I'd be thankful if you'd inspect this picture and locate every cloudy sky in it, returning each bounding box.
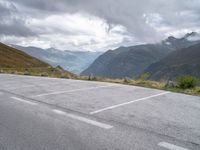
[0,0,200,51]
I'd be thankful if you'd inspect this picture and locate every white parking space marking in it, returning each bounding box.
[53,109,113,129]
[158,142,190,150]
[53,109,67,115]
[32,85,115,97]
[11,97,38,105]
[90,92,170,114]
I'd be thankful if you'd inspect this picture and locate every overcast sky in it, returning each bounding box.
[0,0,200,51]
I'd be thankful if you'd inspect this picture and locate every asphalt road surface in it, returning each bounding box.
[0,74,200,150]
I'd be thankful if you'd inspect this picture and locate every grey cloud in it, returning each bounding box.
[0,20,36,37]
[9,0,200,40]
[1,0,200,50]
[0,1,35,37]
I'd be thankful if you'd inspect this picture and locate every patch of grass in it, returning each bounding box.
[165,86,200,96]
[79,75,200,96]
[1,67,77,79]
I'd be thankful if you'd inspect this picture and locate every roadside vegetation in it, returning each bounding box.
[0,66,77,79]
[0,69,199,96]
[79,74,200,96]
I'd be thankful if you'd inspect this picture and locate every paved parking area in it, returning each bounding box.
[0,74,200,150]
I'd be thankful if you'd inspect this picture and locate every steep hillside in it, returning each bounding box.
[0,42,50,68]
[144,43,200,81]
[0,42,76,78]
[81,32,200,79]
[12,45,102,74]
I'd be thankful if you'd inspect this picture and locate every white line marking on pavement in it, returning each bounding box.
[158,142,190,150]
[32,85,115,97]
[90,92,170,114]
[53,109,113,129]
[11,97,37,105]
[53,109,67,115]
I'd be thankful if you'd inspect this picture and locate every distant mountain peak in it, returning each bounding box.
[164,36,177,43]
[184,32,200,41]
[164,32,200,43]
[162,32,200,48]
[184,32,198,38]
[167,36,177,40]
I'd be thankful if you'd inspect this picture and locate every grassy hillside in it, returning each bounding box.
[0,42,50,68]
[0,42,76,78]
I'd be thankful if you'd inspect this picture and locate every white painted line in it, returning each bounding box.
[90,92,170,114]
[158,142,190,150]
[53,109,67,115]
[53,109,113,129]
[32,85,115,97]
[11,97,37,105]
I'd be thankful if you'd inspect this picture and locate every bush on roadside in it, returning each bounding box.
[139,73,150,81]
[177,75,199,89]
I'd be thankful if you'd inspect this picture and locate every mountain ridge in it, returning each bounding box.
[81,32,200,79]
[143,42,200,80]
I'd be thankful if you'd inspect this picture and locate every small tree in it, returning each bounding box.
[177,75,199,89]
[139,73,150,81]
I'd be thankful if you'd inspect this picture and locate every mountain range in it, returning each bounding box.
[81,32,200,80]
[4,32,200,81]
[12,45,102,74]
[144,42,200,80]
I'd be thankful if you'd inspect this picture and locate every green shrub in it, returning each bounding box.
[177,75,199,89]
[139,73,150,81]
